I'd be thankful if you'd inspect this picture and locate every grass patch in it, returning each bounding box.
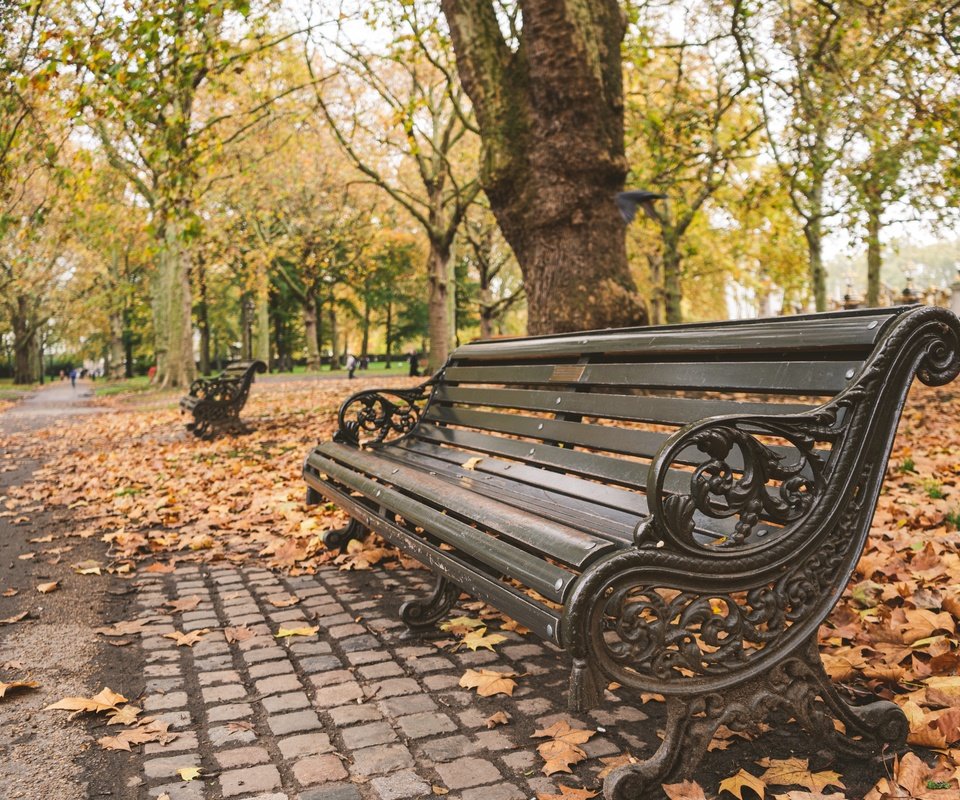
[94,376,154,396]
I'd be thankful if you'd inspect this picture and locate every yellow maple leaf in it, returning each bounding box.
[663,781,709,800]
[177,767,202,781]
[459,668,517,697]
[439,616,486,634]
[457,627,507,652]
[756,758,844,793]
[275,626,319,638]
[719,769,766,800]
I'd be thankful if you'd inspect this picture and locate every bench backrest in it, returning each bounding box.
[416,308,906,496]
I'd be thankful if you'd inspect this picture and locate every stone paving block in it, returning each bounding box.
[369,769,431,800]
[268,709,323,735]
[293,753,349,786]
[143,753,200,780]
[299,784,362,800]
[146,678,182,694]
[420,734,480,762]
[269,609,308,623]
[422,674,459,691]
[248,659,295,679]
[144,692,188,712]
[208,725,258,747]
[514,697,553,716]
[316,613,354,627]
[255,673,302,697]
[261,690,311,713]
[147,781,204,799]
[219,764,281,798]
[341,721,398,750]
[501,643,545,660]
[396,711,457,739]
[144,731,198,755]
[344,649,391,666]
[183,617,218,632]
[457,708,488,729]
[501,750,536,771]
[206,702,254,722]
[214,745,271,769]
[144,663,180,677]
[202,683,247,704]
[328,623,366,637]
[244,646,287,663]
[329,704,382,727]
[406,656,452,674]
[378,694,436,717]
[349,743,414,776]
[340,635,380,652]
[582,736,621,758]
[300,655,344,673]
[434,757,502,790]
[357,661,404,680]
[461,784,526,800]
[277,732,333,759]
[309,669,354,688]
[366,677,420,699]
[193,655,234,671]
[590,705,648,723]
[199,669,241,686]
[150,710,192,730]
[473,729,515,752]
[454,650,499,665]
[314,681,363,707]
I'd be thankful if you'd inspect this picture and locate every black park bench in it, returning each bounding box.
[179,360,266,439]
[302,306,960,797]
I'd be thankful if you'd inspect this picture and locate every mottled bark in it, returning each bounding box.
[154,215,196,388]
[254,281,270,365]
[866,201,882,307]
[662,238,682,324]
[303,295,321,371]
[108,310,126,379]
[442,0,645,334]
[427,242,452,371]
[804,216,826,312]
[12,297,37,384]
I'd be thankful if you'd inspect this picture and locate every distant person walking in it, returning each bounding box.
[346,353,357,379]
[408,351,420,377]
[69,368,77,389]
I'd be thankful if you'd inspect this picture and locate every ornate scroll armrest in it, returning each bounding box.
[189,377,215,398]
[332,384,431,447]
[643,409,841,555]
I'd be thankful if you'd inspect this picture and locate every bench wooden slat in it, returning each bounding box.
[303,473,562,642]
[310,446,601,588]
[433,385,819,425]
[452,308,902,362]
[442,359,861,395]
[385,442,642,544]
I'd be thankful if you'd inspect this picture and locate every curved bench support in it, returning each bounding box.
[322,518,367,552]
[399,576,460,632]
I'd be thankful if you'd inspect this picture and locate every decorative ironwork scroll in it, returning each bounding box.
[333,386,429,447]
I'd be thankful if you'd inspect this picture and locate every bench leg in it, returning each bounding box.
[305,487,324,506]
[399,576,459,633]
[322,518,367,552]
[601,636,908,799]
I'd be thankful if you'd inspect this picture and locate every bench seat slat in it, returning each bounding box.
[433,385,818,425]
[311,444,610,582]
[443,360,860,395]
[384,443,641,544]
[303,474,562,642]
[452,309,901,361]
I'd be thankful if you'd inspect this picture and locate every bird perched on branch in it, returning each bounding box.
[616,190,666,224]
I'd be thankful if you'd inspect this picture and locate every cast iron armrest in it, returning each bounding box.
[332,381,434,447]
[639,408,841,554]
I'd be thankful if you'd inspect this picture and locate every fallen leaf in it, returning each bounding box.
[461,457,483,470]
[432,787,449,796]
[266,594,300,608]
[664,781,709,800]
[0,679,39,699]
[144,562,176,574]
[72,560,101,575]
[532,721,596,776]
[597,753,638,779]
[37,581,59,594]
[456,627,507,652]
[163,629,209,647]
[439,616,486,635]
[18,552,35,560]
[719,769,766,800]
[177,767,202,782]
[756,758,845,793]
[0,611,28,625]
[164,596,201,614]
[226,720,255,732]
[46,687,128,718]
[485,711,511,728]
[224,626,255,643]
[2,588,18,597]
[773,793,848,800]
[106,705,142,725]
[536,787,598,800]
[459,668,518,697]
[275,626,318,638]
[95,619,155,637]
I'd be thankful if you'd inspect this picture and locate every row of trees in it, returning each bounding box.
[2,0,958,384]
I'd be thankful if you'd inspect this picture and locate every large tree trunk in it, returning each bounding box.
[108,310,126,379]
[804,217,826,312]
[329,303,339,371]
[865,201,882,307]
[662,232,683,324]
[254,279,270,365]
[303,294,321,371]
[12,298,37,385]
[384,300,392,369]
[443,0,646,335]
[154,215,196,388]
[427,241,452,371]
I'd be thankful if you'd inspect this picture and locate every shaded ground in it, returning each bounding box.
[0,376,957,800]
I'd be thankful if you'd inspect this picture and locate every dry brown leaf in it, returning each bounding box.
[455,627,507,652]
[164,596,201,614]
[2,588,18,597]
[275,626,318,638]
[0,611,29,625]
[106,705,142,725]
[439,616,486,635]
[163,629,209,647]
[95,619,155,637]
[756,758,845,793]
[36,581,59,594]
[663,781,709,800]
[597,754,638,780]
[461,457,483,470]
[72,560,101,575]
[227,720,255,732]
[485,711,511,728]
[459,668,518,697]
[432,787,449,796]
[536,786,598,800]
[532,721,596,776]
[719,769,766,800]
[143,562,176,573]
[224,626,255,643]
[266,593,300,608]
[0,679,39,699]
[45,687,127,718]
